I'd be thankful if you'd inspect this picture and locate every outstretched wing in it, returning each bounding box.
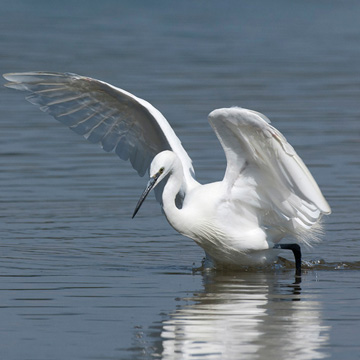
[3,72,198,200]
[208,107,331,240]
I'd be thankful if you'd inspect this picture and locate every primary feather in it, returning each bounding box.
[3,71,198,202]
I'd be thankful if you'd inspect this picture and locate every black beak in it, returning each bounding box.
[132,175,159,218]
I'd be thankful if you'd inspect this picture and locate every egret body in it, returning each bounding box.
[3,72,331,276]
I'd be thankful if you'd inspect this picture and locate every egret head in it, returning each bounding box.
[132,151,177,218]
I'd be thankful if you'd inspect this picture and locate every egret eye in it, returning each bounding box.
[159,167,165,174]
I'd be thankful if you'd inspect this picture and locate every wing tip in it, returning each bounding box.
[3,73,12,81]
[3,72,20,87]
[3,71,80,85]
[208,107,242,119]
[321,204,332,215]
[208,107,271,124]
[3,72,44,82]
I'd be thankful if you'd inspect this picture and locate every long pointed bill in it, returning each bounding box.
[132,176,158,218]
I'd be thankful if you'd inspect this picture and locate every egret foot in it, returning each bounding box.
[274,243,302,278]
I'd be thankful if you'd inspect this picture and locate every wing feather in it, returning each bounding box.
[208,107,331,240]
[3,71,198,194]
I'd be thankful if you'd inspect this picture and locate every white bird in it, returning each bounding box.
[3,72,331,277]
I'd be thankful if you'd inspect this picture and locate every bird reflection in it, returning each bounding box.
[157,272,329,360]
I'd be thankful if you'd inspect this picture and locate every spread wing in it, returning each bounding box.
[209,107,331,241]
[3,72,198,201]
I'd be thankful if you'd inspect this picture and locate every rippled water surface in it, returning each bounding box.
[1,1,360,359]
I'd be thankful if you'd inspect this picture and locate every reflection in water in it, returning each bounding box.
[157,272,330,360]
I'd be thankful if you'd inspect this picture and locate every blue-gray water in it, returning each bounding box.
[1,1,360,359]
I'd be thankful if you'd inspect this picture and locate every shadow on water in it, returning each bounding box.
[132,267,334,360]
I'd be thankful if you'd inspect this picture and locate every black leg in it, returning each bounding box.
[274,243,302,278]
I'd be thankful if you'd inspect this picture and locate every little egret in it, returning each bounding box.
[3,72,331,277]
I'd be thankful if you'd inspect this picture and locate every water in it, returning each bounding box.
[1,0,360,359]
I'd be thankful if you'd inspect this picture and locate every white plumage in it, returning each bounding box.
[3,72,331,272]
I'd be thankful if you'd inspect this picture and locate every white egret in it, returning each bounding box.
[3,72,331,277]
